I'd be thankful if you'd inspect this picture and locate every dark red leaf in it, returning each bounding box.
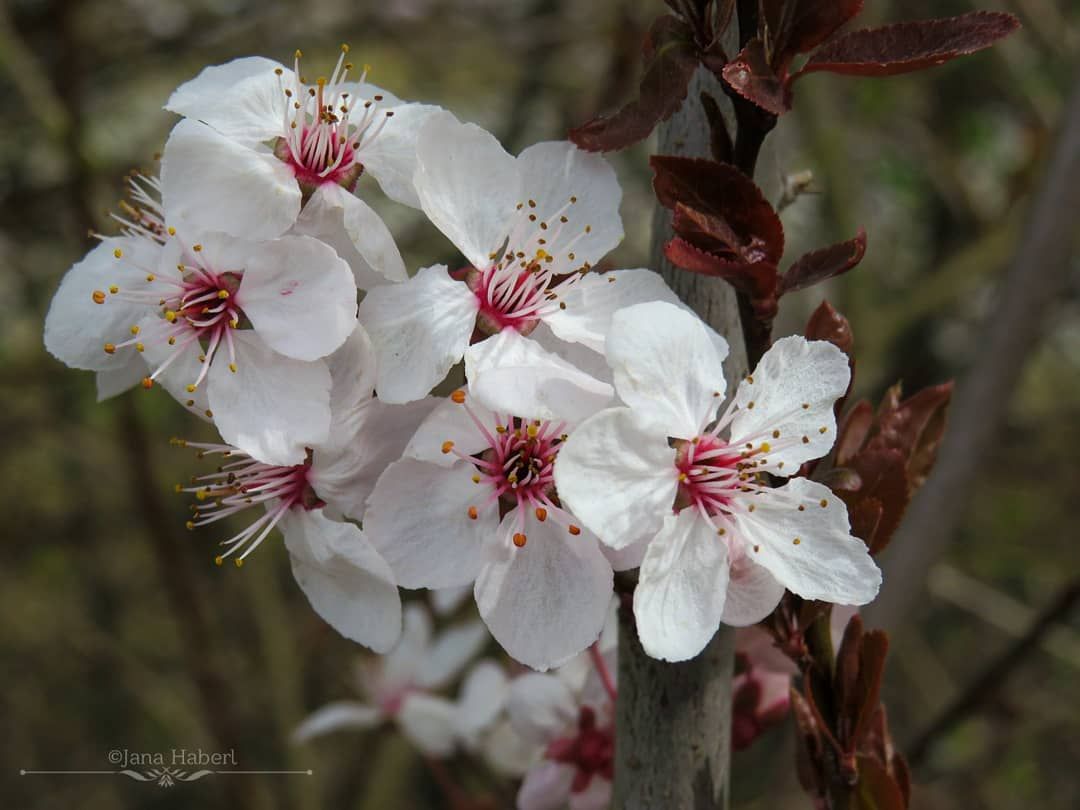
[797,12,1020,79]
[700,91,734,163]
[663,236,779,302]
[853,630,889,746]
[852,756,907,810]
[570,16,700,152]
[871,383,954,491]
[781,228,867,294]
[805,300,854,356]
[791,689,828,798]
[780,0,865,63]
[850,497,884,550]
[652,156,785,264]
[722,39,790,115]
[836,401,873,465]
[847,447,908,555]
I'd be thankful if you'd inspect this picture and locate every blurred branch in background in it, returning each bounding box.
[867,67,1080,632]
[906,577,1080,768]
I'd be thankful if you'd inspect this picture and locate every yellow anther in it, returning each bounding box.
[535,507,548,522]
[441,440,455,454]
[717,528,726,536]
[129,324,140,335]
[192,244,202,252]
[819,499,828,508]
[772,430,780,439]
[103,343,116,355]
[295,49,303,59]
[165,310,177,322]
[228,363,237,373]
[471,474,481,484]
[113,248,123,258]
[512,533,527,548]
[196,489,209,501]
[186,384,197,393]
[146,274,155,282]
[92,290,106,304]
[135,342,144,352]
[185,520,195,530]
[568,525,581,536]
[167,226,176,236]
[746,400,755,410]
[451,389,466,404]
[341,43,350,53]
[234,558,244,568]
[217,290,229,299]
[141,377,154,389]
[215,555,224,566]
[109,285,119,294]
[760,442,771,453]
[168,337,177,346]
[793,538,801,545]
[467,506,478,520]
[526,424,539,438]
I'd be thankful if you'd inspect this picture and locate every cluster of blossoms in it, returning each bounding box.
[44,47,881,679]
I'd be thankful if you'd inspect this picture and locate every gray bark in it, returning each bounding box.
[613,68,748,810]
[866,70,1080,631]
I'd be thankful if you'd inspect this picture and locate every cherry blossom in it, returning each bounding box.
[509,643,617,810]
[357,110,681,403]
[45,205,359,465]
[555,301,881,662]
[292,603,490,756]
[364,387,615,671]
[173,329,435,650]
[162,48,438,288]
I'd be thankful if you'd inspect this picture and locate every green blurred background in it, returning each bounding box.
[1,0,1077,807]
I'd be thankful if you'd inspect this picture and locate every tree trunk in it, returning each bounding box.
[613,67,748,810]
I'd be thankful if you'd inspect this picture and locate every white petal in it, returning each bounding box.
[569,777,613,810]
[165,57,287,145]
[137,316,212,419]
[528,322,614,384]
[95,355,147,401]
[405,393,494,467]
[397,693,458,757]
[324,324,377,416]
[730,336,850,474]
[507,672,577,744]
[293,183,406,289]
[207,332,331,465]
[357,102,442,208]
[414,111,520,268]
[481,718,541,776]
[517,761,576,810]
[161,119,301,241]
[357,264,479,403]
[238,234,357,361]
[281,509,402,653]
[543,268,681,353]
[734,477,881,604]
[513,141,622,272]
[380,603,434,693]
[44,236,162,372]
[475,509,613,672]
[454,660,509,744]
[721,552,785,626]
[634,510,729,662]
[607,301,728,439]
[416,619,490,690]
[465,330,614,424]
[554,408,677,551]
[312,397,439,522]
[291,701,380,743]
[601,535,649,572]
[364,459,493,589]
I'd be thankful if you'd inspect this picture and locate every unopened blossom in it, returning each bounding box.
[163,48,438,287]
[509,642,617,810]
[364,387,615,671]
[555,301,881,662]
[292,604,490,756]
[45,189,358,464]
[174,329,435,650]
[358,110,681,404]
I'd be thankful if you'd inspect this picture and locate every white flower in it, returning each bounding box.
[292,604,490,757]
[45,194,359,465]
[174,329,436,650]
[508,643,617,810]
[162,49,438,288]
[364,388,615,671]
[357,111,682,404]
[555,301,881,662]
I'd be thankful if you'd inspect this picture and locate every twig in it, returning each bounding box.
[906,577,1080,767]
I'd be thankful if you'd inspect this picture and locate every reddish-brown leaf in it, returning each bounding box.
[805,300,854,356]
[781,228,868,294]
[652,156,785,263]
[797,12,1020,79]
[570,15,700,152]
[849,496,883,551]
[664,237,779,301]
[780,0,865,63]
[836,400,873,465]
[849,448,908,555]
[852,755,907,810]
[791,689,828,797]
[722,39,790,115]
[853,630,889,746]
[872,383,954,491]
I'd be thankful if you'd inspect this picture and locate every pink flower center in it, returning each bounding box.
[96,242,246,405]
[443,390,582,548]
[545,706,614,793]
[674,434,749,517]
[174,440,323,566]
[272,47,393,193]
